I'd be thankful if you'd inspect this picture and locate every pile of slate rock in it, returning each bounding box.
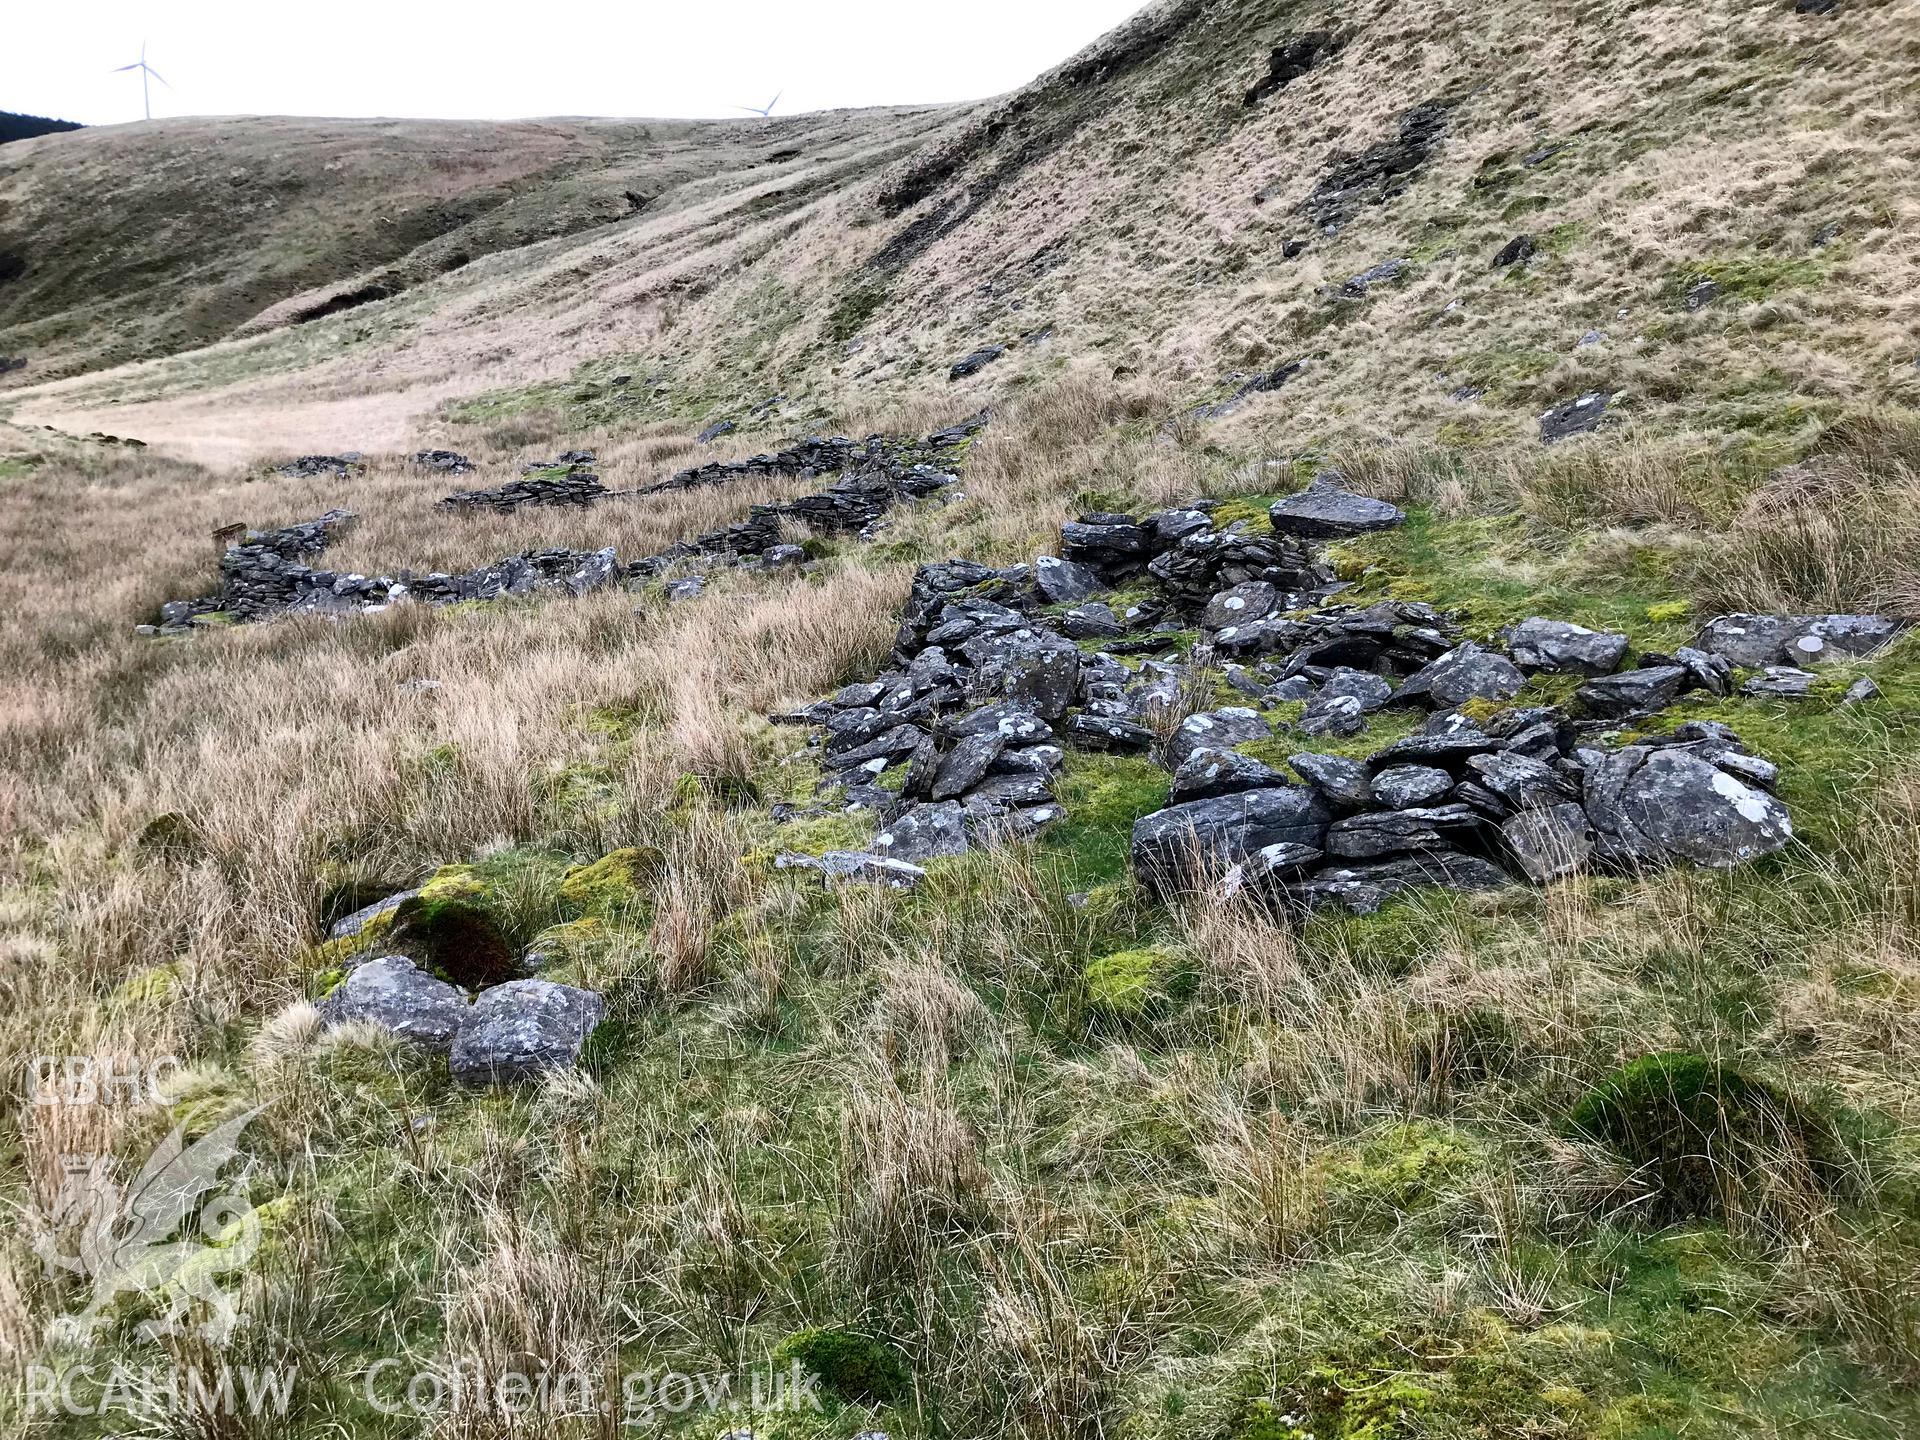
[276,454,363,479]
[440,470,609,513]
[144,422,985,632]
[143,503,625,631]
[413,449,475,475]
[769,485,1367,886]
[770,473,1902,911]
[626,424,977,578]
[520,450,597,472]
[644,420,980,499]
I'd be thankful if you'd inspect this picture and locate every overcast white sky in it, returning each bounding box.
[5,1,1149,126]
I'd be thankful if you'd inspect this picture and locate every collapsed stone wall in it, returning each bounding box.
[772,476,1900,911]
[145,421,982,632]
[439,471,609,513]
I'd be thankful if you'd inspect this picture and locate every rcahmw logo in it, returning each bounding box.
[22,1363,297,1418]
[25,1103,269,1347]
[29,1054,179,1107]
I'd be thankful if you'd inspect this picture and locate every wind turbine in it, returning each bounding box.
[731,91,782,118]
[112,41,170,121]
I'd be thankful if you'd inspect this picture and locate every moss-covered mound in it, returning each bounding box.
[773,1326,910,1406]
[389,869,518,990]
[558,845,662,913]
[1083,946,1192,1026]
[1571,1052,1844,1222]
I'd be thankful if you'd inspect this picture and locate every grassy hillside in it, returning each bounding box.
[4,0,1917,463]
[5,2,1920,1438]
[0,107,952,389]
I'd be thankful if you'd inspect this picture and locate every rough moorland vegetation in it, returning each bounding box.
[5,1,1920,1438]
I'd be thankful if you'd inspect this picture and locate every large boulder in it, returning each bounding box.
[1696,613,1901,668]
[1267,474,1407,539]
[1369,765,1454,810]
[1034,555,1100,605]
[1582,745,1793,869]
[319,956,469,1050]
[874,802,971,863]
[1575,666,1688,719]
[962,628,1081,719]
[1288,851,1511,914]
[1288,752,1374,808]
[1170,747,1288,803]
[1202,581,1279,630]
[949,345,1006,381]
[831,724,927,767]
[1061,602,1125,639]
[449,980,604,1086]
[1395,642,1525,710]
[948,703,1054,744]
[1539,392,1611,443]
[1067,713,1156,753]
[1368,728,1504,772]
[1325,804,1485,860]
[1501,804,1594,883]
[1131,787,1332,895]
[930,731,1005,799]
[1464,750,1579,810]
[1167,707,1271,768]
[1300,667,1395,737]
[1503,618,1630,676]
[959,774,1055,820]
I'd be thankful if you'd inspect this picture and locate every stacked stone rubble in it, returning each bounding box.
[772,473,1901,909]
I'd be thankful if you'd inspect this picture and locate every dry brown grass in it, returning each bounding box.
[5,3,1920,1421]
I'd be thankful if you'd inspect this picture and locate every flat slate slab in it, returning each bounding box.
[1267,475,1407,539]
[450,980,605,1086]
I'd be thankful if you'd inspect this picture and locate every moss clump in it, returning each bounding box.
[827,278,890,342]
[1207,496,1275,532]
[558,847,662,913]
[1233,1397,1311,1440]
[1046,754,1170,886]
[135,811,204,861]
[389,867,517,989]
[1302,1367,1440,1439]
[773,1326,910,1406]
[525,917,607,982]
[1084,947,1190,1024]
[1570,1052,1843,1221]
[1322,542,1370,582]
[111,964,181,1008]
[1671,255,1827,306]
[758,809,872,864]
[1330,1122,1484,1217]
[1237,1369,1441,1440]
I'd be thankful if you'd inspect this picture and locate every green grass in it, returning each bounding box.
[1672,253,1832,307]
[1044,752,1170,887]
